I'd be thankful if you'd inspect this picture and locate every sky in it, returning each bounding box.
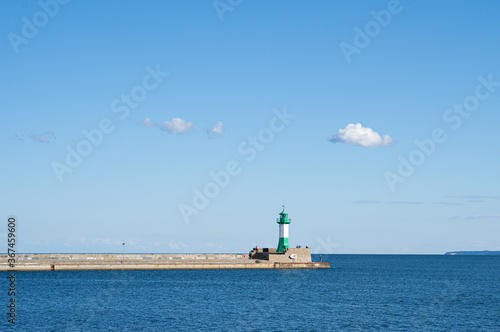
[1,0,499,254]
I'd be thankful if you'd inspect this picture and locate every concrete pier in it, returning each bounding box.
[0,253,330,271]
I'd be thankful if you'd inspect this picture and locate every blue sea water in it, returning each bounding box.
[1,255,499,331]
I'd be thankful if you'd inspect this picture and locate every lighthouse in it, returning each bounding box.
[276,205,291,252]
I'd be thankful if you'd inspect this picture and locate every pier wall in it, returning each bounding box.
[1,262,329,271]
[0,253,330,271]
[1,253,246,264]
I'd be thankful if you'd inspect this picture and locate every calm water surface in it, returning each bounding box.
[1,255,499,331]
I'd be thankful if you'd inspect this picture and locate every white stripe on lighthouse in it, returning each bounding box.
[279,224,289,239]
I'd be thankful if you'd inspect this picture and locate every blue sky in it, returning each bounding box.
[1,0,499,254]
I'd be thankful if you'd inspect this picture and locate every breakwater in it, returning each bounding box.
[0,253,329,271]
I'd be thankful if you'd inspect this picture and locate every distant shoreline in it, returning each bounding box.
[444,251,500,255]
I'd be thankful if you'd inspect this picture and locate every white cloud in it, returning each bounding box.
[206,120,224,138]
[162,118,195,134]
[328,123,393,148]
[167,241,187,249]
[21,131,57,144]
[142,117,158,128]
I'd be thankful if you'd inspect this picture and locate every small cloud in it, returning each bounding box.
[389,201,423,205]
[9,134,24,141]
[131,117,158,128]
[29,135,50,143]
[162,118,195,134]
[433,201,463,206]
[99,238,122,245]
[465,214,500,220]
[206,120,224,138]
[13,131,57,144]
[167,241,187,250]
[142,117,158,128]
[328,123,393,148]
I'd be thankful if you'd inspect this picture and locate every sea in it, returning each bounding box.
[2,254,499,331]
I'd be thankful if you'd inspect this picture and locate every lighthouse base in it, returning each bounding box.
[277,238,290,253]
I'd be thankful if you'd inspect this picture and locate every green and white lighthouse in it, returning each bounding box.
[276,205,291,252]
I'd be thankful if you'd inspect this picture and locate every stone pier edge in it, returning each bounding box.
[0,253,330,271]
